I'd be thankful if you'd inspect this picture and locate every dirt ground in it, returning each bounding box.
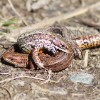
[0,0,100,100]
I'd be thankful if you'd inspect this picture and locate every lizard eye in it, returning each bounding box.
[62,44,65,47]
[62,44,65,48]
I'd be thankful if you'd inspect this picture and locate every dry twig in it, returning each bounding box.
[90,52,100,56]
[0,74,65,84]
[84,50,89,67]
[0,87,12,100]
[7,0,28,26]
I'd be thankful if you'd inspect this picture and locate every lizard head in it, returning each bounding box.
[52,38,70,53]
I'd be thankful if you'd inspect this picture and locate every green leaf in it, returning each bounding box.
[2,19,18,26]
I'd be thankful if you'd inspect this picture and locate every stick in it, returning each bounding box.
[84,50,89,67]
[8,0,28,26]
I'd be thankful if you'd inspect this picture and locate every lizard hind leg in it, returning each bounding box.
[32,48,45,70]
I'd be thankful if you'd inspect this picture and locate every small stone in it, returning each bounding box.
[70,72,94,84]
[26,0,51,11]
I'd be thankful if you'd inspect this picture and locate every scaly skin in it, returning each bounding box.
[2,27,100,71]
[2,45,29,68]
[17,29,71,69]
[2,28,74,71]
[50,25,100,49]
[74,34,100,49]
[2,45,73,71]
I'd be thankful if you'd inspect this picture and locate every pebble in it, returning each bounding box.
[70,72,94,84]
[26,0,51,11]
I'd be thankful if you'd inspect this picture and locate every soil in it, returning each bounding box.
[0,0,100,100]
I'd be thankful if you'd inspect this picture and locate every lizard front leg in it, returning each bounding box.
[32,47,45,69]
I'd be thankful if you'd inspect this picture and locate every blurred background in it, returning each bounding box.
[0,0,100,100]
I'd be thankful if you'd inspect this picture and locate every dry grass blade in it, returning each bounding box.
[0,87,12,100]
[7,0,28,26]
[90,52,100,55]
[84,50,89,67]
[0,75,65,84]
[0,76,45,84]
[79,18,100,30]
